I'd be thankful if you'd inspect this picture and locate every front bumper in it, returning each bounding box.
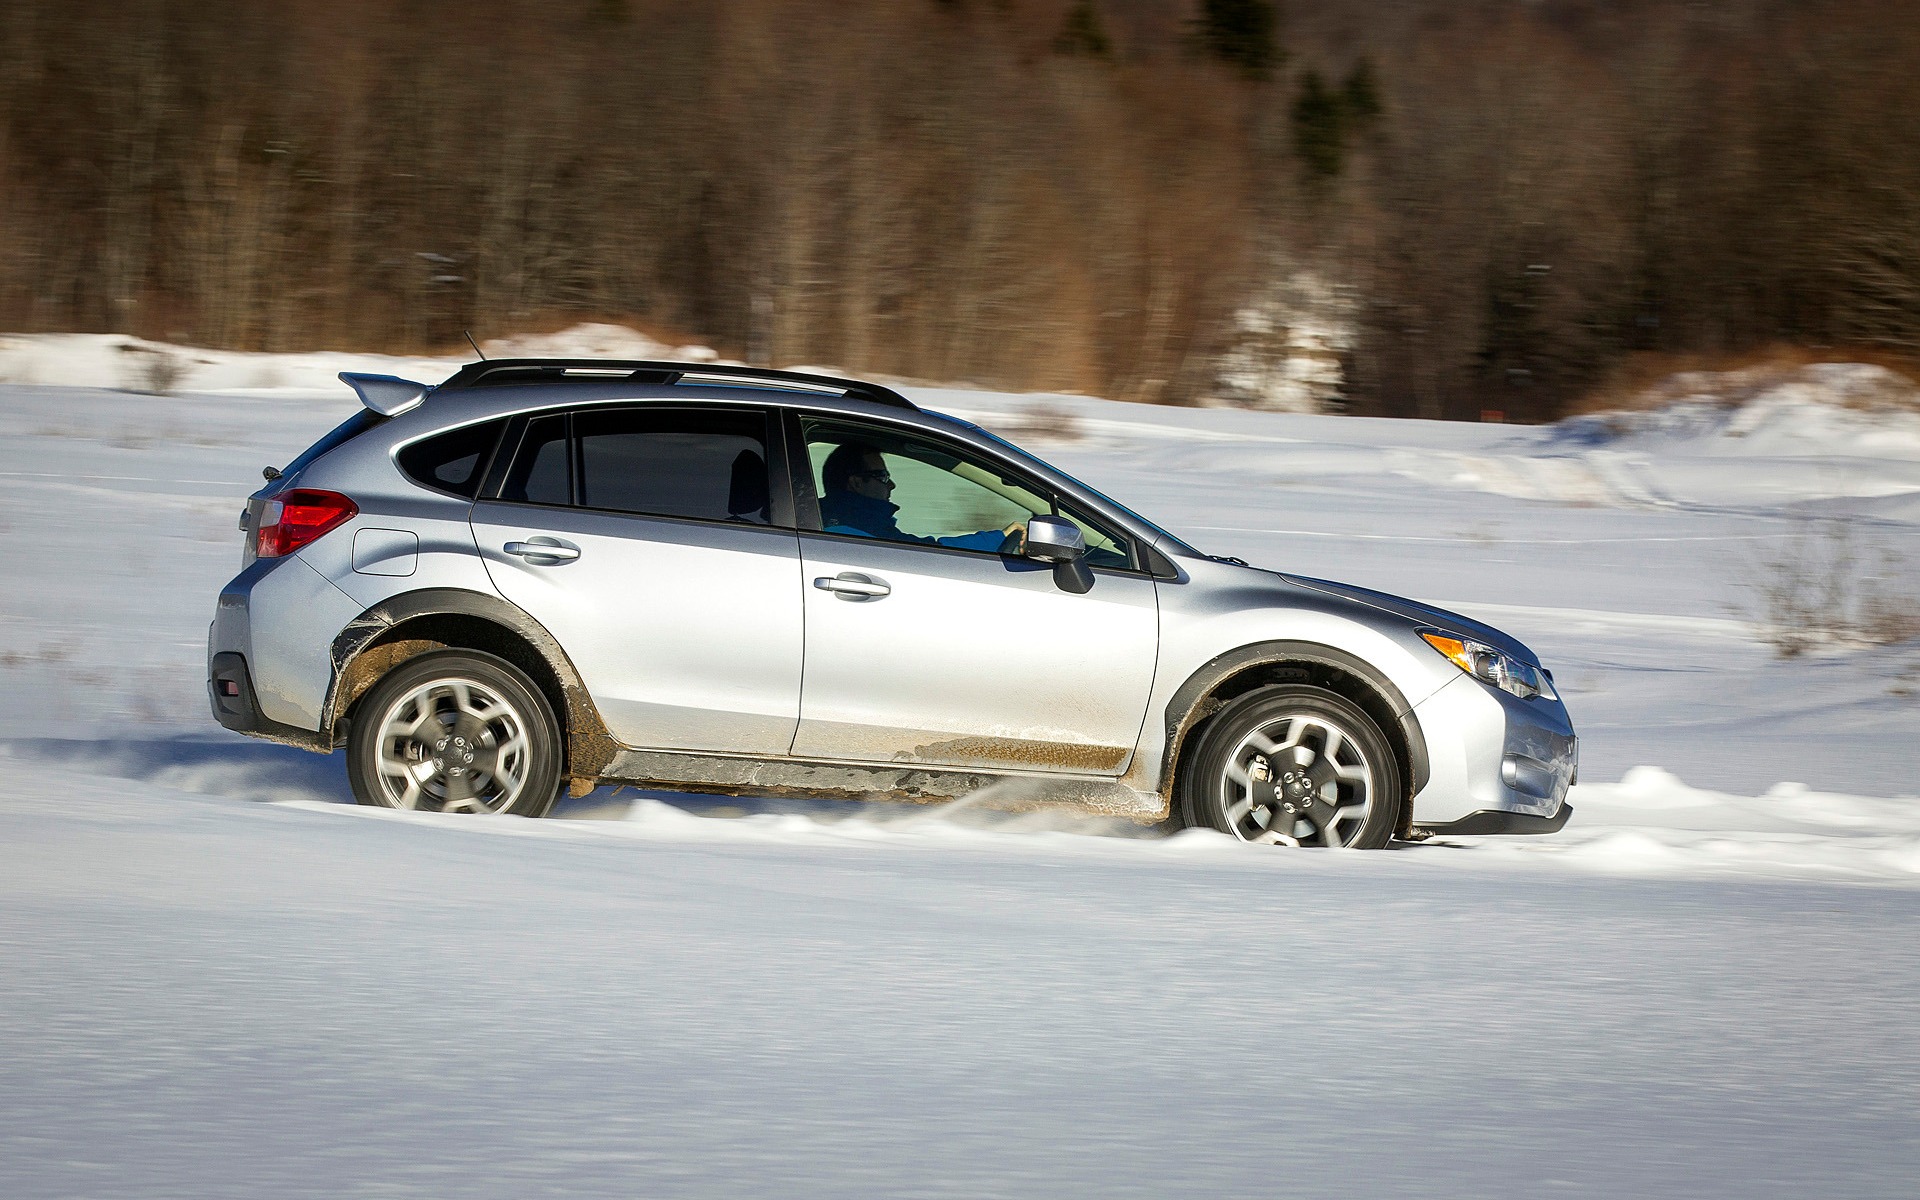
[1419,803,1573,837]
[1407,673,1578,830]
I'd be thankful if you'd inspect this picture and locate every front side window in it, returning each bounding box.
[496,408,773,524]
[800,417,1131,567]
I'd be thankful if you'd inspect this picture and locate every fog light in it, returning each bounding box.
[1501,756,1520,787]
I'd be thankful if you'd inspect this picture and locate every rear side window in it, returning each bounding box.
[397,419,507,498]
[574,409,772,524]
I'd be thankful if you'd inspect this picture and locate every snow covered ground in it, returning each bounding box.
[2,333,1918,1196]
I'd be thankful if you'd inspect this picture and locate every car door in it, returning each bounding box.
[789,413,1160,775]
[469,404,805,755]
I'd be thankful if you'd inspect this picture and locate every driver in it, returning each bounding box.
[819,442,1020,552]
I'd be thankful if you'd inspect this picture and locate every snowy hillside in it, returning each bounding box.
[2,335,1917,1197]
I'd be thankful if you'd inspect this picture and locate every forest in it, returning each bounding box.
[1,0,1916,419]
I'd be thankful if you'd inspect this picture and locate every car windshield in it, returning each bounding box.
[943,415,1200,556]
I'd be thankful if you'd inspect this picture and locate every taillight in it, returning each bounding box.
[255,489,358,558]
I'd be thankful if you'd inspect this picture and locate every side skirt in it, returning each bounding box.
[601,749,1164,821]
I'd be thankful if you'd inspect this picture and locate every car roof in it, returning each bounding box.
[407,364,967,441]
[433,359,919,411]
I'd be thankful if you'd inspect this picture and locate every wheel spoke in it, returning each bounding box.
[1318,804,1368,847]
[1243,730,1283,759]
[396,702,442,741]
[490,753,526,799]
[441,769,478,812]
[1319,725,1343,763]
[379,762,426,810]
[1224,795,1255,827]
[472,716,527,810]
[488,728,529,765]
[467,698,512,727]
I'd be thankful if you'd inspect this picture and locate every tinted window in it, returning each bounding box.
[576,409,772,523]
[397,419,507,498]
[501,415,570,505]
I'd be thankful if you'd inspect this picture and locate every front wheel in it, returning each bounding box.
[347,650,562,817]
[1180,685,1401,849]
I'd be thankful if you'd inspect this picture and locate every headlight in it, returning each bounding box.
[1420,630,1556,700]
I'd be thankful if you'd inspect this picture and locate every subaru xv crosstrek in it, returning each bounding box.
[208,359,1576,847]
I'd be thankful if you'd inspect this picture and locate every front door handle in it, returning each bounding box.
[813,571,890,600]
[504,538,580,563]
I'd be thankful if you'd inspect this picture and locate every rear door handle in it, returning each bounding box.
[813,571,890,600]
[504,538,580,563]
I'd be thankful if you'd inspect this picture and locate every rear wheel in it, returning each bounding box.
[347,650,561,817]
[1180,685,1400,849]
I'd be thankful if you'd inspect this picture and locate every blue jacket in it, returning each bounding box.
[820,491,1008,552]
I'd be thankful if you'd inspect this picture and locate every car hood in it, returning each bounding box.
[1279,573,1540,666]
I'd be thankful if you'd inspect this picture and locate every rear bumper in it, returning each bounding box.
[207,553,361,749]
[207,651,331,752]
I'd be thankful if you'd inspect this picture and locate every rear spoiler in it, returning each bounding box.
[339,372,430,417]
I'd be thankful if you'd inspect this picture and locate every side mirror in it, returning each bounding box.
[1024,515,1094,595]
[1023,515,1085,563]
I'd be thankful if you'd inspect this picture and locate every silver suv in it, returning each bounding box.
[208,360,1576,847]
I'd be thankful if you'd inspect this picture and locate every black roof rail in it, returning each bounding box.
[434,359,918,411]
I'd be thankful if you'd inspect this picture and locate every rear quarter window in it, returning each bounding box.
[398,418,508,498]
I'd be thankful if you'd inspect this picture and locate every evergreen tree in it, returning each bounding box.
[1193,0,1281,81]
[1292,70,1345,177]
[1291,61,1383,178]
[1054,1,1112,60]
[1341,58,1382,125]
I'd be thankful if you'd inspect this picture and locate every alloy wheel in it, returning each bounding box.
[370,675,533,813]
[1218,714,1375,847]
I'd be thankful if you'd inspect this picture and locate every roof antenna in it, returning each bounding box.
[464,330,486,360]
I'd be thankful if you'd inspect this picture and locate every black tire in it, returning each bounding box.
[1179,684,1401,849]
[347,649,562,817]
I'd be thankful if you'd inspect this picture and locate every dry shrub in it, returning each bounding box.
[1858,592,1920,649]
[118,343,186,395]
[1742,517,1920,657]
[995,401,1087,443]
[1573,345,1920,417]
